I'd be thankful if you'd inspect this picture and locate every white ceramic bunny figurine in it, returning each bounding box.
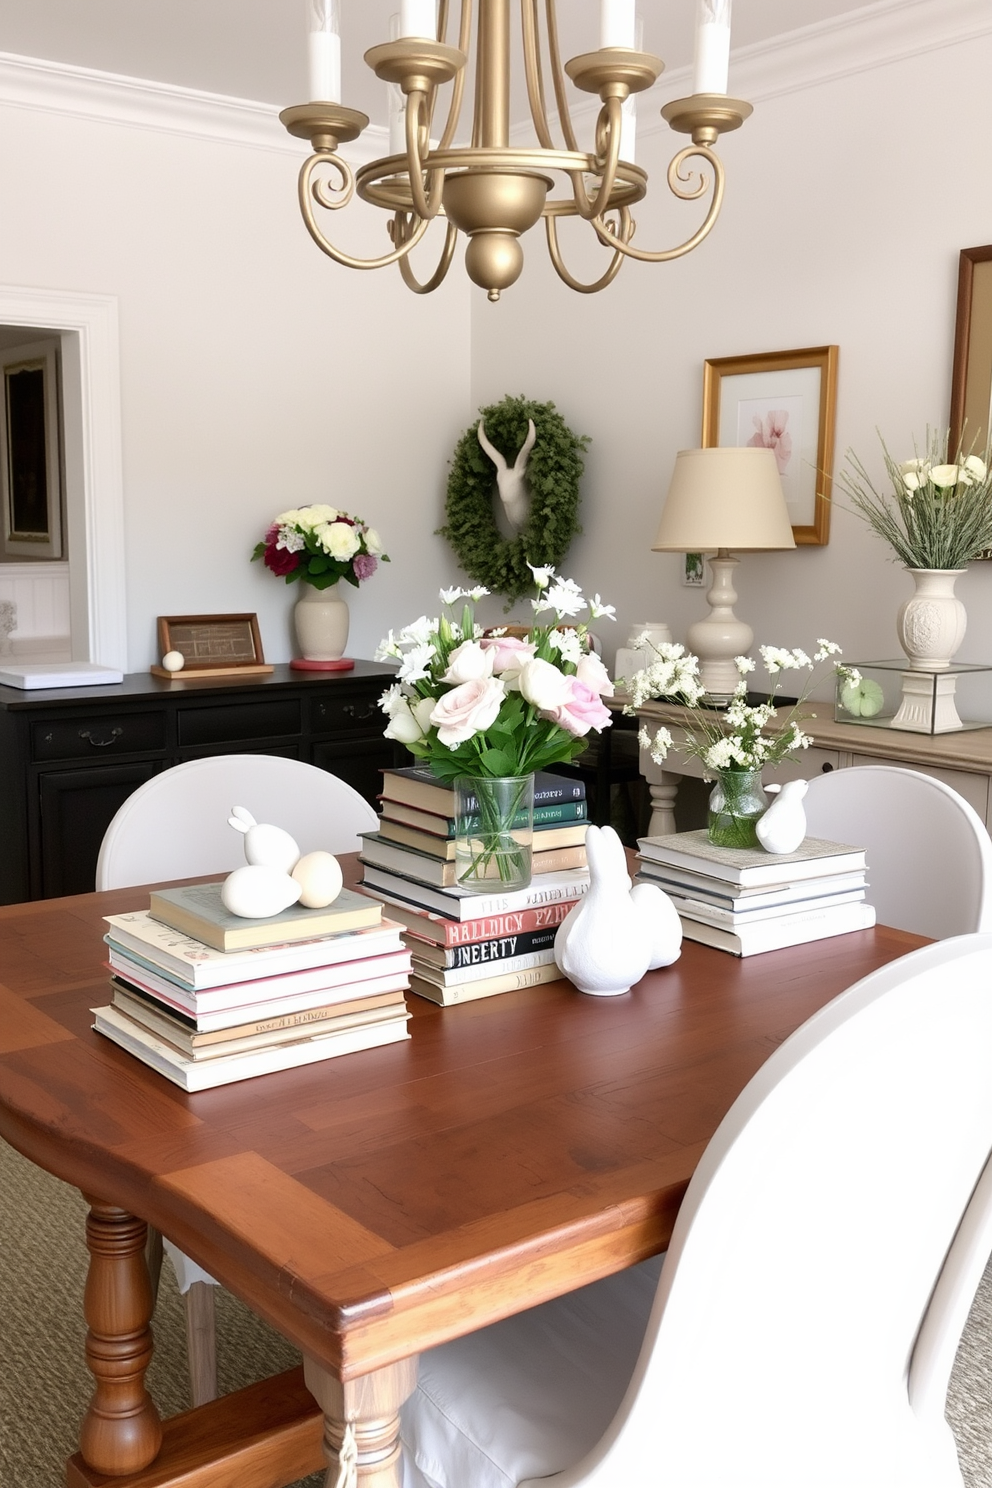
[221,807,343,918]
[755,778,809,855]
[555,825,681,996]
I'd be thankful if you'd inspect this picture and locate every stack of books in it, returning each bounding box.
[358,768,591,1004]
[360,766,590,888]
[635,830,873,957]
[92,881,412,1090]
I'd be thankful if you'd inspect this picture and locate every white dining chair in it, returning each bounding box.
[802,763,992,938]
[96,752,378,1405]
[399,933,992,1488]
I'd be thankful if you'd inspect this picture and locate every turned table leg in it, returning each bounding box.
[647,772,681,838]
[304,1355,418,1488]
[78,1197,163,1475]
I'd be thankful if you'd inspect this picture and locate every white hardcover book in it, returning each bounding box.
[409,947,557,987]
[679,900,877,957]
[359,864,590,921]
[92,1004,410,1092]
[103,910,404,990]
[661,888,867,929]
[0,662,123,689]
[634,862,867,909]
[637,830,865,887]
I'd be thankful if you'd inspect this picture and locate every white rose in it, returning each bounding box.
[517,657,572,711]
[430,677,505,747]
[274,508,302,526]
[317,521,361,560]
[383,694,436,743]
[304,503,339,526]
[442,640,495,685]
[961,456,988,485]
[575,651,614,698]
[364,527,382,555]
[930,464,959,489]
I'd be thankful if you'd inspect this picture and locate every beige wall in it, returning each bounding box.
[468,12,992,690]
[0,79,471,670]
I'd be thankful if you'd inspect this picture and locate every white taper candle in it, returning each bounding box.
[600,0,637,49]
[399,0,436,38]
[692,0,732,95]
[306,0,341,102]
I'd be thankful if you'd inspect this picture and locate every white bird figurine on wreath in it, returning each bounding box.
[554,825,682,997]
[755,778,809,856]
[476,416,537,534]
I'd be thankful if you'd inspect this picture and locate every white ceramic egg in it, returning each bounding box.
[291,850,343,909]
[162,650,185,672]
[221,864,303,919]
[228,807,301,874]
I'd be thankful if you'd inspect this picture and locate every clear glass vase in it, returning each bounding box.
[454,775,534,893]
[707,768,768,849]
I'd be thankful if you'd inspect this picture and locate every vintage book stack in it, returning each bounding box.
[92,882,412,1091]
[357,766,591,1005]
[635,829,874,957]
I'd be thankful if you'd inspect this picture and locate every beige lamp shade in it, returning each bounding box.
[653,447,796,553]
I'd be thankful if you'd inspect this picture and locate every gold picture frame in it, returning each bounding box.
[702,345,839,546]
[950,245,992,459]
[151,613,274,680]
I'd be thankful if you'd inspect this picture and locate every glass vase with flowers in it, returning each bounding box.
[375,568,616,891]
[624,638,848,848]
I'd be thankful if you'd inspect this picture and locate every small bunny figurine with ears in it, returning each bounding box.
[554,825,682,996]
[221,807,343,918]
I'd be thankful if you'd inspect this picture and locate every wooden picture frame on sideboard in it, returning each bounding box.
[151,613,274,679]
[702,345,838,547]
[950,244,992,460]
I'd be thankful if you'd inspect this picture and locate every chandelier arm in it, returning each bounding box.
[588,145,725,263]
[545,212,630,293]
[404,90,446,221]
[522,0,556,150]
[397,218,460,294]
[567,96,623,222]
[299,155,431,270]
[545,0,580,154]
[434,0,472,152]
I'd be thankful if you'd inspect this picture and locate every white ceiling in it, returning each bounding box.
[0,1,875,122]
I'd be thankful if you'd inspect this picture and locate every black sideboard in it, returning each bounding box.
[0,662,401,903]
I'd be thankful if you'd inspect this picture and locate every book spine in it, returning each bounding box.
[404,899,576,946]
[431,926,559,967]
[411,948,556,986]
[409,960,561,1004]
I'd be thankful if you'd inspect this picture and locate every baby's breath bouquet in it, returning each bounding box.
[840,431,992,569]
[625,638,846,847]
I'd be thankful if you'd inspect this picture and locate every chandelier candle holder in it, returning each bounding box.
[279,0,752,301]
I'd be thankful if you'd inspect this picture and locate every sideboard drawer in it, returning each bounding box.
[178,699,302,747]
[851,753,990,820]
[31,712,165,762]
[311,690,383,734]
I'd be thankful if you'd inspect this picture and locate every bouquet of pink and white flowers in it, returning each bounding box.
[252,504,387,591]
[375,569,616,783]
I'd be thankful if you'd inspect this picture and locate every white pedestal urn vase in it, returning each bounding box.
[291,583,354,672]
[892,568,967,732]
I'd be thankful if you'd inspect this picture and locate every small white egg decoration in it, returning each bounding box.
[221,864,303,919]
[162,650,185,672]
[228,807,301,874]
[291,850,343,909]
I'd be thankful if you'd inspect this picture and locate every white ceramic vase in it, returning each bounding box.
[896,569,966,671]
[294,582,349,662]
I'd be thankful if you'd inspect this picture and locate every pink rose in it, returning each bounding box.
[430,676,506,747]
[542,678,612,737]
[480,635,537,675]
[575,651,614,698]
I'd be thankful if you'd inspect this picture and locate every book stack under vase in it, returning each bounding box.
[92,881,412,1091]
[635,830,873,957]
[358,766,591,1005]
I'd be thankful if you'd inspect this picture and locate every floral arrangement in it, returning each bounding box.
[252,505,387,591]
[839,430,992,570]
[625,637,846,775]
[375,568,616,783]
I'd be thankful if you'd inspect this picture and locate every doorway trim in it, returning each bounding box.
[0,285,125,671]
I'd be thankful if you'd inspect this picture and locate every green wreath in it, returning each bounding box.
[438,395,589,603]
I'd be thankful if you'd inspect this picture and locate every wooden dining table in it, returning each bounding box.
[0,859,925,1488]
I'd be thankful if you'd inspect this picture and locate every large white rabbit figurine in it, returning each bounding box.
[555,825,682,997]
[756,778,809,855]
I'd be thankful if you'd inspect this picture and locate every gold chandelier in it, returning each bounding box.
[279,1,751,301]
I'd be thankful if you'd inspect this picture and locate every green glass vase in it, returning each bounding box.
[707,768,768,850]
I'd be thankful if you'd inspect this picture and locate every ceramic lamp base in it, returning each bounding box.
[289,657,355,672]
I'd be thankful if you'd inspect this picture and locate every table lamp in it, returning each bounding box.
[653,447,795,700]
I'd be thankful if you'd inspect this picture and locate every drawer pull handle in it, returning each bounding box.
[343,703,376,722]
[78,727,123,748]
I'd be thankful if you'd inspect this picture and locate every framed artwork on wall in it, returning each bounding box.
[701,345,839,546]
[950,245,992,459]
[1,338,64,560]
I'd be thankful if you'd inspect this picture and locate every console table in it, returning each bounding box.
[637,700,992,837]
[0,662,399,904]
